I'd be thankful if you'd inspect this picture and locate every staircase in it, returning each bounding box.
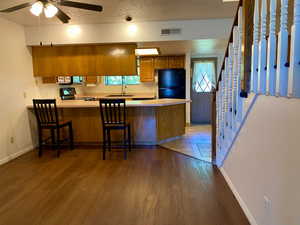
[214,0,300,167]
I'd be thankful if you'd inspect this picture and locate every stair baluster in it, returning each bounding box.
[251,0,260,93]
[276,0,289,97]
[288,0,300,97]
[258,0,267,94]
[267,0,277,96]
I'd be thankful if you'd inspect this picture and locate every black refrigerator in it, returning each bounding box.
[158,69,186,99]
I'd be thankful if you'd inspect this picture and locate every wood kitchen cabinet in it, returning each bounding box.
[140,57,155,82]
[140,55,185,82]
[168,56,185,68]
[32,44,137,77]
[154,56,169,69]
[100,44,137,76]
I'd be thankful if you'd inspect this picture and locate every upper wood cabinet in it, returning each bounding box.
[100,44,137,76]
[140,57,155,82]
[154,56,169,69]
[32,44,137,77]
[168,56,185,68]
[139,55,185,82]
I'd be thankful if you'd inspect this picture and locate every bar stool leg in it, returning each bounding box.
[51,128,56,149]
[56,128,61,158]
[107,129,111,152]
[38,127,43,157]
[69,122,74,150]
[128,125,131,152]
[102,128,106,160]
[123,128,127,160]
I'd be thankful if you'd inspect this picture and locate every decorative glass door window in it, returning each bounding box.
[192,60,216,93]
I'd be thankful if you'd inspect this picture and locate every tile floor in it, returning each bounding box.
[160,124,212,162]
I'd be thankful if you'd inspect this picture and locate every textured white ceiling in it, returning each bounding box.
[0,0,238,26]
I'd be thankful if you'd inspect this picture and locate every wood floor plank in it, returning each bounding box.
[0,147,250,225]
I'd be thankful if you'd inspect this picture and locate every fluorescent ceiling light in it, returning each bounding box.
[135,48,159,56]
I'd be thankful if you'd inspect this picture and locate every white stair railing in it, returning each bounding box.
[216,0,300,166]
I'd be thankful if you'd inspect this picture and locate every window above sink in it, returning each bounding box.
[105,75,140,86]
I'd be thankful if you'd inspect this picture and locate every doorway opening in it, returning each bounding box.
[160,58,217,163]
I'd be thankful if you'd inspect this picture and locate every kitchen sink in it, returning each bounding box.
[106,94,134,97]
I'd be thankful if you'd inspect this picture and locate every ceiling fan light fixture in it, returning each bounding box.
[30,1,43,16]
[44,3,58,18]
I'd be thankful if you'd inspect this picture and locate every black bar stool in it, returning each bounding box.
[99,99,131,160]
[33,99,74,157]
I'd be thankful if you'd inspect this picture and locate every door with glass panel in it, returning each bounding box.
[191,58,217,124]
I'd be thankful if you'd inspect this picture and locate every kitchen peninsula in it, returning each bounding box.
[28,98,189,145]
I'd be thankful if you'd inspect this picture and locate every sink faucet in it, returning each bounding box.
[121,76,127,96]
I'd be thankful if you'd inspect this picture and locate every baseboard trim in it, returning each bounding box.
[0,145,34,166]
[220,167,259,225]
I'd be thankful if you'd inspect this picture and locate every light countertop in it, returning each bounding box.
[27,98,190,108]
[76,93,156,99]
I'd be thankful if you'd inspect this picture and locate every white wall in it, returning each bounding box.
[222,95,300,225]
[0,17,39,164]
[24,19,233,46]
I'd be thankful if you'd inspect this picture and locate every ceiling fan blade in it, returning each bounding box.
[59,1,103,12]
[0,2,33,13]
[56,8,71,23]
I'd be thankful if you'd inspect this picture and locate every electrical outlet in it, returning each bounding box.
[10,137,14,144]
[23,92,27,99]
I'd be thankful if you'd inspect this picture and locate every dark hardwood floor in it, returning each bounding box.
[0,147,250,225]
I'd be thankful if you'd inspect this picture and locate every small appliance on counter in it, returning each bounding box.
[158,69,186,99]
[60,87,76,100]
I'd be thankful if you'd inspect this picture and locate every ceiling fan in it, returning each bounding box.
[0,0,103,24]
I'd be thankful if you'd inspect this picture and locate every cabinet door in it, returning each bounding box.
[168,56,185,68]
[101,44,137,76]
[140,57,155,82]
[32,46,61,77]
[75,46,96,76]
[154,56,169,69]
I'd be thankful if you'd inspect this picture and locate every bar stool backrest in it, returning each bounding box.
[99,99,126,126]
[33,99,59,126]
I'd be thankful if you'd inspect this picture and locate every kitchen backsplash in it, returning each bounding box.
[35,77,157,98]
